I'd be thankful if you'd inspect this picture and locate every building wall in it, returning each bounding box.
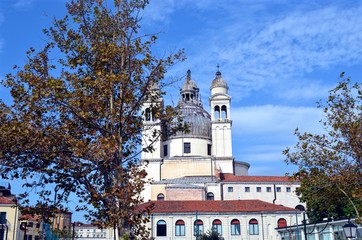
[74,225,107,240]
[166,188,205,200]
[149,211,300,240]
[161,158,213,179]
[222,183,302,209]
[166,138,212,158]
[0,204,20,240]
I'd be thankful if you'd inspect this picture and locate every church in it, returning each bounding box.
[140,70,304,239]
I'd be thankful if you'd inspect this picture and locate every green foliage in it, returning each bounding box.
[0,0,185,238]
[197,229,222,240]
[284,73,362,223]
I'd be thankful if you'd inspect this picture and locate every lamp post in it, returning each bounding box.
[343,220,357,239]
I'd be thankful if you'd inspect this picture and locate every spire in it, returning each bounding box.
[187,69,192,80]
[216,64,221,76]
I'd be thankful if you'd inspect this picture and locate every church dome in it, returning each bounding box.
[210,71,228,90]
[176,102,211,139]
[169,70,211,139]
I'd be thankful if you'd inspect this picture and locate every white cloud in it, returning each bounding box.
[232,105,323,135]
[176,3,362,102]
[142,0,176,23]
[12,0,34,9]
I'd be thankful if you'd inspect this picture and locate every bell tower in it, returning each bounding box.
[141,81,163,180]
[209,70,233,172]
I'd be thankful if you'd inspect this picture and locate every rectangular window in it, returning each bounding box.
[286,187,291,192]
[231,223,241,235]
[175,225,185,236]
[163,145,168,157]
[0,212,6,224]
[0,212,5,240]
[228,187,233,192]
[245,187,250,192]
[276,187,281,192]
[194,224,204,236]
[27,222,34,228]
[157,221,167,236]
[184,142,191,153]
[207,144,212,155]
[212,224,222,236]
[249,223,259,235]
[257,187,261,192]
[266,187,272,192]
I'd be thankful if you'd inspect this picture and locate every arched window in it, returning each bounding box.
[175,220,185,236]
[295,205,305,211]
[231,219,241,235]
[277,218,287,228]
[157,220,167,236]
[221,105,227,119]
[214,106,220,120]
[212,219,222,235]
[157,193,164,201]
[206,192,214,200]
[145,108,151,121]
[249,219,259,235]
[194,219,204,236]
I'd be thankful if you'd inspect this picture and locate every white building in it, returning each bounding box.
[74,222,109,240]
[139,69,305,239]
[0,183,20,240]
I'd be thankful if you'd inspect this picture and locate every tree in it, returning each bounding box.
[284,73,362,223]
[0,0,185,237]
[197,229,222,240]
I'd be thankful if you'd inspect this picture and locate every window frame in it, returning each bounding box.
[157,220,167,237]
[277,218,287,228]
[228,187,233,192]
[249,219,259,235]
[212,219,222,236]
[231,219,241,235]
[184,142,191,154]
[163,145,168,157]
[157,193,165,201]
[175,220,185,236]
[206,192,214,200]
[207,144,212,155]
[194,219,204,236]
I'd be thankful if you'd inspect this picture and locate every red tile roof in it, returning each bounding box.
[0,196,16,204]
[19,214,41,221]
[141,200,296,214]
[220,173,297,183]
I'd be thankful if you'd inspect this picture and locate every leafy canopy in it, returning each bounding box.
[0,0,184,237]
[284,73,362,223]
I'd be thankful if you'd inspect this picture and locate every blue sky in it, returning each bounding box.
[1,0,362,193]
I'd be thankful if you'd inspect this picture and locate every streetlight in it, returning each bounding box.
[342,220,358,239]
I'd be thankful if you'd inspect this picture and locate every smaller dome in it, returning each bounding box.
[210,71,228,90]
[181,70,198,92]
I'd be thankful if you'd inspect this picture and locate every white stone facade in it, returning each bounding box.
[139,69,305,239]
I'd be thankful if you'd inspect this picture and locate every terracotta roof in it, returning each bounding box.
[141,200,296,214]
[19,214,41,221]
[0,196,16,204]
[220,173,298,183]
